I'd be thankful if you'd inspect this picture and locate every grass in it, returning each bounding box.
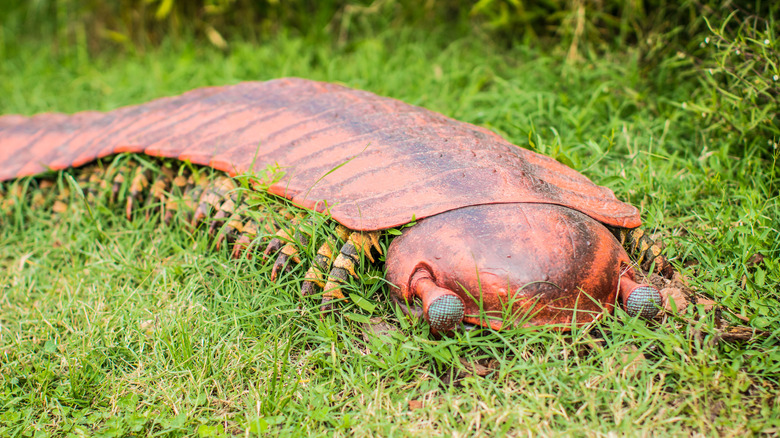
[1,23,779,437]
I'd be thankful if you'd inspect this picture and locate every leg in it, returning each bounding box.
[269,216,331,281]
[300,225,351,297]
[321,231,382,310]
[191,176,236,228]
[125,165,152,220]
[231,217,278,259]
[163,172,193,225]
[143,167,175,220]
[270,225,309,280]
[613,227,674,278]
[261,209,300,260]
[76,164,106,204]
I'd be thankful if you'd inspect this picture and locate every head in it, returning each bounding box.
[386,203,659,331]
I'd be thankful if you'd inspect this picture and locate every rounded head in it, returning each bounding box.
[386,203,632,330]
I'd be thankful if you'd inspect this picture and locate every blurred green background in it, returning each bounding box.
[2,0,778,154]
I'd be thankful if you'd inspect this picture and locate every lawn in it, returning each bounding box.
[1,19,779,438]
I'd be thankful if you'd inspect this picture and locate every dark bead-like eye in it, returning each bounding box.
[619,278,663,319]
[413,273,465,332]
[426,293,465,332]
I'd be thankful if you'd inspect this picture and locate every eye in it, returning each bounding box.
[619,277,662,319]
[413,272,465,332]
[425,292,465,332]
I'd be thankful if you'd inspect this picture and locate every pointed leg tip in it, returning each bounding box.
[320,298,334,314]
[301,281,318,297]
[270,254,290,281]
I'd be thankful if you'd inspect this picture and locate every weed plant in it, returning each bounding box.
[679,7,779,156]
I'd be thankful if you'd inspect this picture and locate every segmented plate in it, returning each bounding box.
[0,78,641,231]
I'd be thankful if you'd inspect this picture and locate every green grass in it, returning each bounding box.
[1,25,779,437]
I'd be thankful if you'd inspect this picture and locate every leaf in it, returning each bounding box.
[350,294,377,313]
[345,312,372,324]
[196,424,223,437]
[386,228,402,236]
[103,30,128,43]
[661,287,689,314]
[556,152,575,168]
[754,268,766,287]
[155,0,175,20]
[599,175,623,186]
[205,25,227,50]
[247,417,268,434]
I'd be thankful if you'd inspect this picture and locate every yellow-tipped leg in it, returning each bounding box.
[301,238,339,297]
[617,227,674,278]
[321,231,381,309]
[126,166,151,220]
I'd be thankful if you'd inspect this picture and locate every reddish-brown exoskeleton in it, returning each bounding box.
[0,78,668,332]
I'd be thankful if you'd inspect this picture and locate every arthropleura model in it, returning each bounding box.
[0,78,671,331]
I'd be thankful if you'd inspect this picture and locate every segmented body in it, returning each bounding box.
[612,227,673,278]
[0,79,674,329]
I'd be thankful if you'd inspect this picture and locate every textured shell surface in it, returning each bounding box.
[0,78,640,231]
